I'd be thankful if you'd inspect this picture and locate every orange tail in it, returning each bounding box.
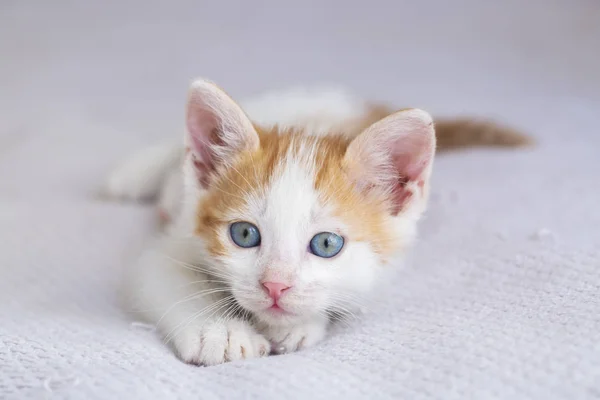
[434,118,534,152]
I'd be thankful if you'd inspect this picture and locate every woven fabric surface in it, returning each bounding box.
[1,1,599,399]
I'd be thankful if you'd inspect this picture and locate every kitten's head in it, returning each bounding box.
[182,80,435,327]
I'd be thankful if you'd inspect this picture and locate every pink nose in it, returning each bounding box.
[262,282,291,300]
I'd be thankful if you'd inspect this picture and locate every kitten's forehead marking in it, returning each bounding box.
[259,141,320,262]
[195,127,397,260]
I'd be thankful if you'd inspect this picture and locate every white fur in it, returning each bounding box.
[220,145,380,326]
[103,143,181,201]
[241,85,368,137]
[106,80,433,365]
[123,238,271,365]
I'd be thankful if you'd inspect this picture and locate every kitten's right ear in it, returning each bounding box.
[185,79,259,187]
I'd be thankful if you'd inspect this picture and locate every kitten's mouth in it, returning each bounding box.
[266,303,293,315]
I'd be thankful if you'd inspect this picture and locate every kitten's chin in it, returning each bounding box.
[232,292,319,326]
[242,302,317,327]
[253,309,308,327]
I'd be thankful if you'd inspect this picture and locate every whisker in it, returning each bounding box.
[161,254,238,280]
[217,301,242,325]
[200,297,237,327]
[155,288,233,327]
[163,296,233,345]
[216,168,252,198]
[180,279,232,287]
[228,163,254,191]
[212,185,247,201]
[164,299,233,347]
[248,149,260,188]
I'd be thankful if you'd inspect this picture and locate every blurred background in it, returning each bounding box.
[1,0,599,200]
[1,1,600,398]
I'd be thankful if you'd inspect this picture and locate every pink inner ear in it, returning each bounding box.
[345,108,435,216]
[392,153,430,182]
[192,158,212,188]
[386,118,435,214]
[390,145,433,214]
[187,107,220,188]
[184,81,260,188]
[187,105,218,166]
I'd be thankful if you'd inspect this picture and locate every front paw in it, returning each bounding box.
[172,319,270,366]
[260,319,328,354]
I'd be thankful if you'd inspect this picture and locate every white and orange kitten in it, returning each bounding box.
[105,79,530,365]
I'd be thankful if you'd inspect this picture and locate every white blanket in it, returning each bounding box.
[1,1,599,399]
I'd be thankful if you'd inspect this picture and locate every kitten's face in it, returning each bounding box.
[184,80,435,327]
[195,131,400,326]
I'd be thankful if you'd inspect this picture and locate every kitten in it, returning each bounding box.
[105,80,531,365]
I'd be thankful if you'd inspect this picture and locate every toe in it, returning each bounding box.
[253,333,271,357]
[173,330,203,365]
[199,323,228,366]
[225,321,271,361]
[226,330,249,361]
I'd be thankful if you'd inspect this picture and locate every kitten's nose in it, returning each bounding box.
[261,282,291,300]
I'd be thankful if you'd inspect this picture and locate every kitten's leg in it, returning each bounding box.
[125,243,270,365]
[103,143,182,201]
[257,316,329,354]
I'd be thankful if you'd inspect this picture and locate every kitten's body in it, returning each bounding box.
[106,81,530,365]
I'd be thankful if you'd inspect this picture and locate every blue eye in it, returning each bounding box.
[230,222,261,248]
[309,232,344,258]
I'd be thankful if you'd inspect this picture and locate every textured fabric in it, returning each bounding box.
[1,1,599,399]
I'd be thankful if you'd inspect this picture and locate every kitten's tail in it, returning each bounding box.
[366,105,533,152]
[434,118,534,152]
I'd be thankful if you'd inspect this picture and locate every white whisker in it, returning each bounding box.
[163,296,234,345]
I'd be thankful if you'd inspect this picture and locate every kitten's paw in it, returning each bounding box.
[173,319,270,366]
[260,319,328,354]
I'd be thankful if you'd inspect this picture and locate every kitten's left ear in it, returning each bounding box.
[185,79,259,187]
[343,108,436,216]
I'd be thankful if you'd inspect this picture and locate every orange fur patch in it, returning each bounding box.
[193,97,531,261]
[195,121,399,261]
